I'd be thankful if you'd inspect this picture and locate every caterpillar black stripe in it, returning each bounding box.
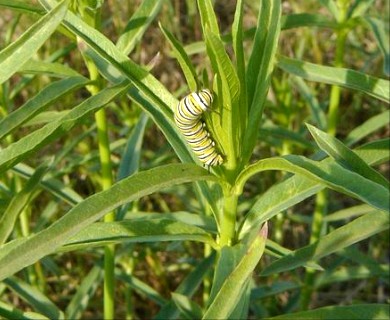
[174,89,223,166]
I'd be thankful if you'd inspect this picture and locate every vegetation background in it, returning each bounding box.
[0,0,388,319]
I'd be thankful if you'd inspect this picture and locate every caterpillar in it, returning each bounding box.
[174,89,223,166]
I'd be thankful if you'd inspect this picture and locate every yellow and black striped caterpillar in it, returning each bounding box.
[174,89,223,166]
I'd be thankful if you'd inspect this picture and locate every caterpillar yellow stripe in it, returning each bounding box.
[174,89,223,166]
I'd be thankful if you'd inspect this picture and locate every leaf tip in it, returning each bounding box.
[259,222,268,239]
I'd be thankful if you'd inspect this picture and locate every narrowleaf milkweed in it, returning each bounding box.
[174,89,223,166]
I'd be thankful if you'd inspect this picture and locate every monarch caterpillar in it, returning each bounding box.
[174,89,223,166]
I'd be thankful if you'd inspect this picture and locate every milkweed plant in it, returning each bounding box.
[0,0,389,319]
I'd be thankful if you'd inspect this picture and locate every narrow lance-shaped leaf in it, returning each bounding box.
[4,277,64,319]
[0,76,89,140]
[319,0,339,20]
[159,23,198,91]
[235,156,389,214]
[0,165,48,245]
[154,253,216,319]
[243,0,281,164]
[12,162,84,206]
[232,0,248,145]
[197,0,220,35]
[60,218,217,251]
[0,300,50,320]
[344,110,390,147]
[203,223,268,319]
[0,81,131,174]
[362,17,390,76]
[206,29,240,168]
[0,164,215,280]
[0,0,68,84]
[17,59,82,77]
[307,124,389,188]
[277,55,390,102]
[0,0,46,16]
[39,0,177,111]
[65,264,103,319]
[239,141,389,238]
[349,0,375,18]
[266,304,389,320]
[116,0,164,55]
[260,210,389,276]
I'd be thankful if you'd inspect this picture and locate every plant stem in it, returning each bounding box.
[77,2,116,317]
[327,29,347,136]
[300,3,348,310]
[95,107,116,320]
[219,186,238,246]
[300,189,327,309]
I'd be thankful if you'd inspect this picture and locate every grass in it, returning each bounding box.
[0,0,389,319]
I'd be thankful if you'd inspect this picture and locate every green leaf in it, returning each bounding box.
[251,281,300,300]
[12,163,83,206]
[197,0,220,35]
[324,204,376,222]
[349,0,375,18]
[307,124,389,189]
[0,0,68,84]
[238,143,389,237]
[290,76,327,130]
[205,29,240,166]
[154,253,215,319]
[281,13,337,30]
[0,300,50,320]
[236,155,389,212]
[0,76,89,140]
[38,0,197,168]
[267,304,389,320]
[0,163,215,280]
[315,264,389,288]
[117,271,167,306]
[117,112,148,180]
[362,17,390,76]
[260,210,389,276]
[203,224,268,319]
[171,293,203,320]
[277,55,390,102]
[116,0,163,55]
[65,264,103,319]
[232,0,247,141]
[17,59,82,77]
[4,277,64,319]
[39,0,177,111]
[0,165,48,245]
[345,110,390,146]
[0,0,45,15]
[60,218,217,251]
[243,0,281,164]
[319,0,339,19]
[0,81,130,174]
[355,139,390,166]
[121,211,217,234]
[265,239,323,271]
[159,23,198,91]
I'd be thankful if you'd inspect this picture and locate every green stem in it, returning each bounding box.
[77,2,116,317]
[88,64,115,319]
[95,107,116,320]
[300,189,327,309]
[327,29,347,136]
[219,186,238,247]
[300,3,348,310]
